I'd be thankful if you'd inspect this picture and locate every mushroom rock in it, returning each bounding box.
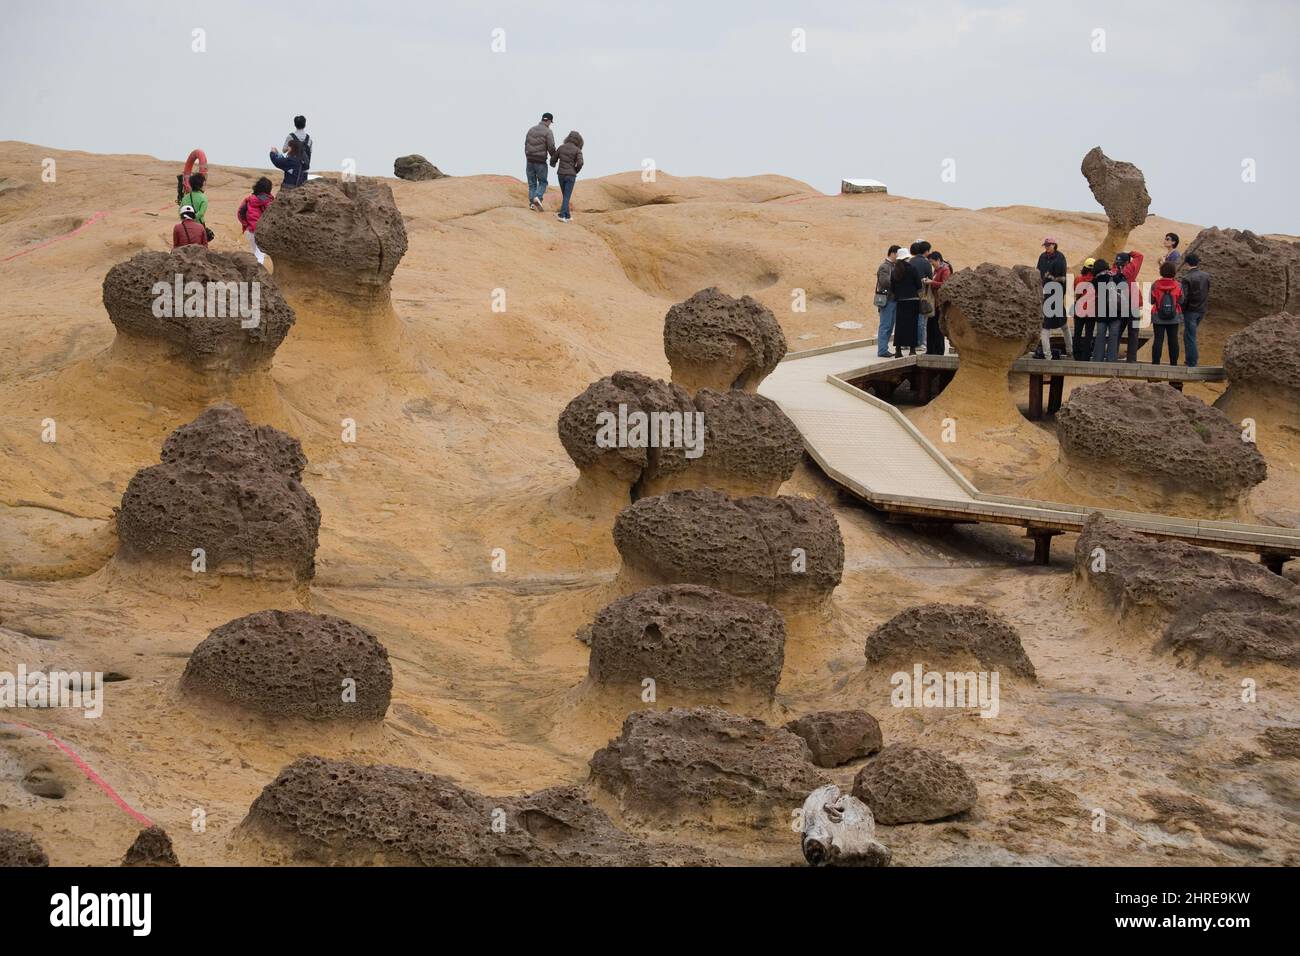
[1183,228,1300,331]
[393,155,447,181]
[588,707,827,828]
[783,710,884,767]
[239,755,705,865]
[121,826,180,866]
[865,604,1036,680]
[182,610,392,720]
[586,585,786,698]
[640,388,804,498]
[800,784,891,866]
[851,745,978,824]
[1052,380,1266,519]
[1215,313,1300,433]
[253,177,408,301]
[101,246,294,377]
[1080,146,1151,264]
[612,489,844,610]
[1074,513,1300,666]
[663,287,787,393]
[0,828,48,866]
[114,402,320,582]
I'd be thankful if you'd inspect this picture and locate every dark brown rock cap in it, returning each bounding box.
[784,710,883,767]
[1056,380,1266,495]
[0,828,48,866]
[1081,146,1151,230]
[587,584,786,696]
[254,177,408,289]
[558,371,695,484]
[240,755,704,865]
[670,388,803,487]
[393,155,447,181]
[102,246,294,371]
[1223,312,1300,393]
[851,745,978,824]
[866,603,1036,679]
[663,287,788,390]
[121,825,180,866]
[181,610,392,720]
[1183,228,1300,320]
[938,262,1042,342]
[115,402,321,580]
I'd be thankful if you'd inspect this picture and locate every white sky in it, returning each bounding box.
[2,0,1296,234]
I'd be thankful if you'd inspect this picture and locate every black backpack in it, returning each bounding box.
[290,132,312,170]
[1157,288,1177,322]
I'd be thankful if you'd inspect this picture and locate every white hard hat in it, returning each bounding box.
[180,204,197,218]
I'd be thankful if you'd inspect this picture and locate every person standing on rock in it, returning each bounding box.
[1114,249,1144,361]
[237,177,275,266]
[874,245,900,357]
[172,205,208,248]
[552,130,584,222]
[925,250,952,355]
[1179,252,1211,368]
[891,243,924,357]
[283,115,312,172]
[269,139,308,189]
[525,112,558,211]
[1036,238,1068,359]
[1149,261,1185,365]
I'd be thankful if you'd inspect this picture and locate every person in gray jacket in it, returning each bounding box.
[551,131,584,222]
[875,245,901,357]
[524,112,558,210]
[1179,253,1211,367]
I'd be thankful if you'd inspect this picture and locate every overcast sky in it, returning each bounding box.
[2,0,1296,234]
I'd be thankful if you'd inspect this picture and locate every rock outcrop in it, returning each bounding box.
[1215,313,1300,429]
[589,707,826,826]
[393,155,447,181]
[115,403,320,581]
[102,246,294,374]
[121,826,180,866]
[0,828,48,866]
[865,604,1036,679]
[1074,514,1300,666]
[1080,147,1151,264]
[1183,228,1300,328]
[851,745,979,824]
[586,585,786,697]
[1055,380,1266,518]
[613,489,844,609]
[240,755,703,865]
[662,287,787,393]
[783,710,883,767]
[182,610,392,720]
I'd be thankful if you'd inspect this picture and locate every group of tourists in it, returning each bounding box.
[524,112,585,222]
[873,241,954,358]
[173,114,313,265]
[1037,233,1211,367]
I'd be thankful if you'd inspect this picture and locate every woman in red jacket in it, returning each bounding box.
[237,177,275,265]
[1071,259,1096,359]
[1149,261,1184,365]
[925,250,952,355]
[1114,250,1144,360]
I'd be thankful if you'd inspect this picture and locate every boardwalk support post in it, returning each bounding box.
[1027,528,1062,565]
[1028,373,1044,419]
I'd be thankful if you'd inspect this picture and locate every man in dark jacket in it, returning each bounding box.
[875,245,901,357]
[269,140,308,189]
[1036,237,1068,358]
[1179,253,1211,367]
[551,131,584,222]
[524,113,558,210]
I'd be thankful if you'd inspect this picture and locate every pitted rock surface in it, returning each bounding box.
[783,710,884,767]
[852,745,978,824]
[865,603,1036,679]
[1183,228,1300,321]
[663,287,787,391]
[1223,313,1300,394]
[121,826,180,866]
[393,155,447,181]
[0,829,48,867]
[1081,146,1151,231]
[558,371,695,484]
[938,263,1042,343]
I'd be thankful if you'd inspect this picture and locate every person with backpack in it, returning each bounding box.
[178,172,208,225]
[1179,253,1211,367]
[1113,249,1144,360]
[1149,261,1184,365]
[874,245,901,358]
[925,250,952,355]
[283,115,312,172]
[172,204,208,248]
[1071,258,1097,360]
[524,112,558,210]
[891,244,924,357]
[551,130,584,222]
[1036,237,1068,358]
[269,139,308,189]
[1090,259,1126,362]
[237,176,275,265]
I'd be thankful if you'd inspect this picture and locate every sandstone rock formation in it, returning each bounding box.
[0,828,48,866]
[1055,380,1266,518]
[241,755,703,865]
[613,489,844,608]
[784,710,883,767]
[115,403,320,581]
[865,603,1036,679]
[1183,228,1300,330]
[1074,514,1300,666]
[1215,313,1300,429]
[102,246,294,373]
[663,287,787,393]
[586,585,786,697]
[852,745,979,824]
[254,177,408,297]
[121,825,180,866]
[800,783,891,866]
[393,155,447,181]
[182,610,392,720]
[589,707,826,826]
[1080,146,1151,264]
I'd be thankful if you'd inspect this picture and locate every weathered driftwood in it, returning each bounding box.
[800,784,891,867]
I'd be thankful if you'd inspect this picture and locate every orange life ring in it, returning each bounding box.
[182,149,208,193]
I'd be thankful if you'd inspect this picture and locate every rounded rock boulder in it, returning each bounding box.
[663,287,787,392]
[866,603,1036,679]
[851,745,978,824]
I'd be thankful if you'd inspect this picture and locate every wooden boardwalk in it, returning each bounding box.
[758,339,1300,568]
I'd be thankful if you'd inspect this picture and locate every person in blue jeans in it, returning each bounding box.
[875,245,900,356]
[551,130,584,221]
[1179,252,1211,367]
[523,112,558,210]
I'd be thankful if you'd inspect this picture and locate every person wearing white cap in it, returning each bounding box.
[172,204,208,248]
